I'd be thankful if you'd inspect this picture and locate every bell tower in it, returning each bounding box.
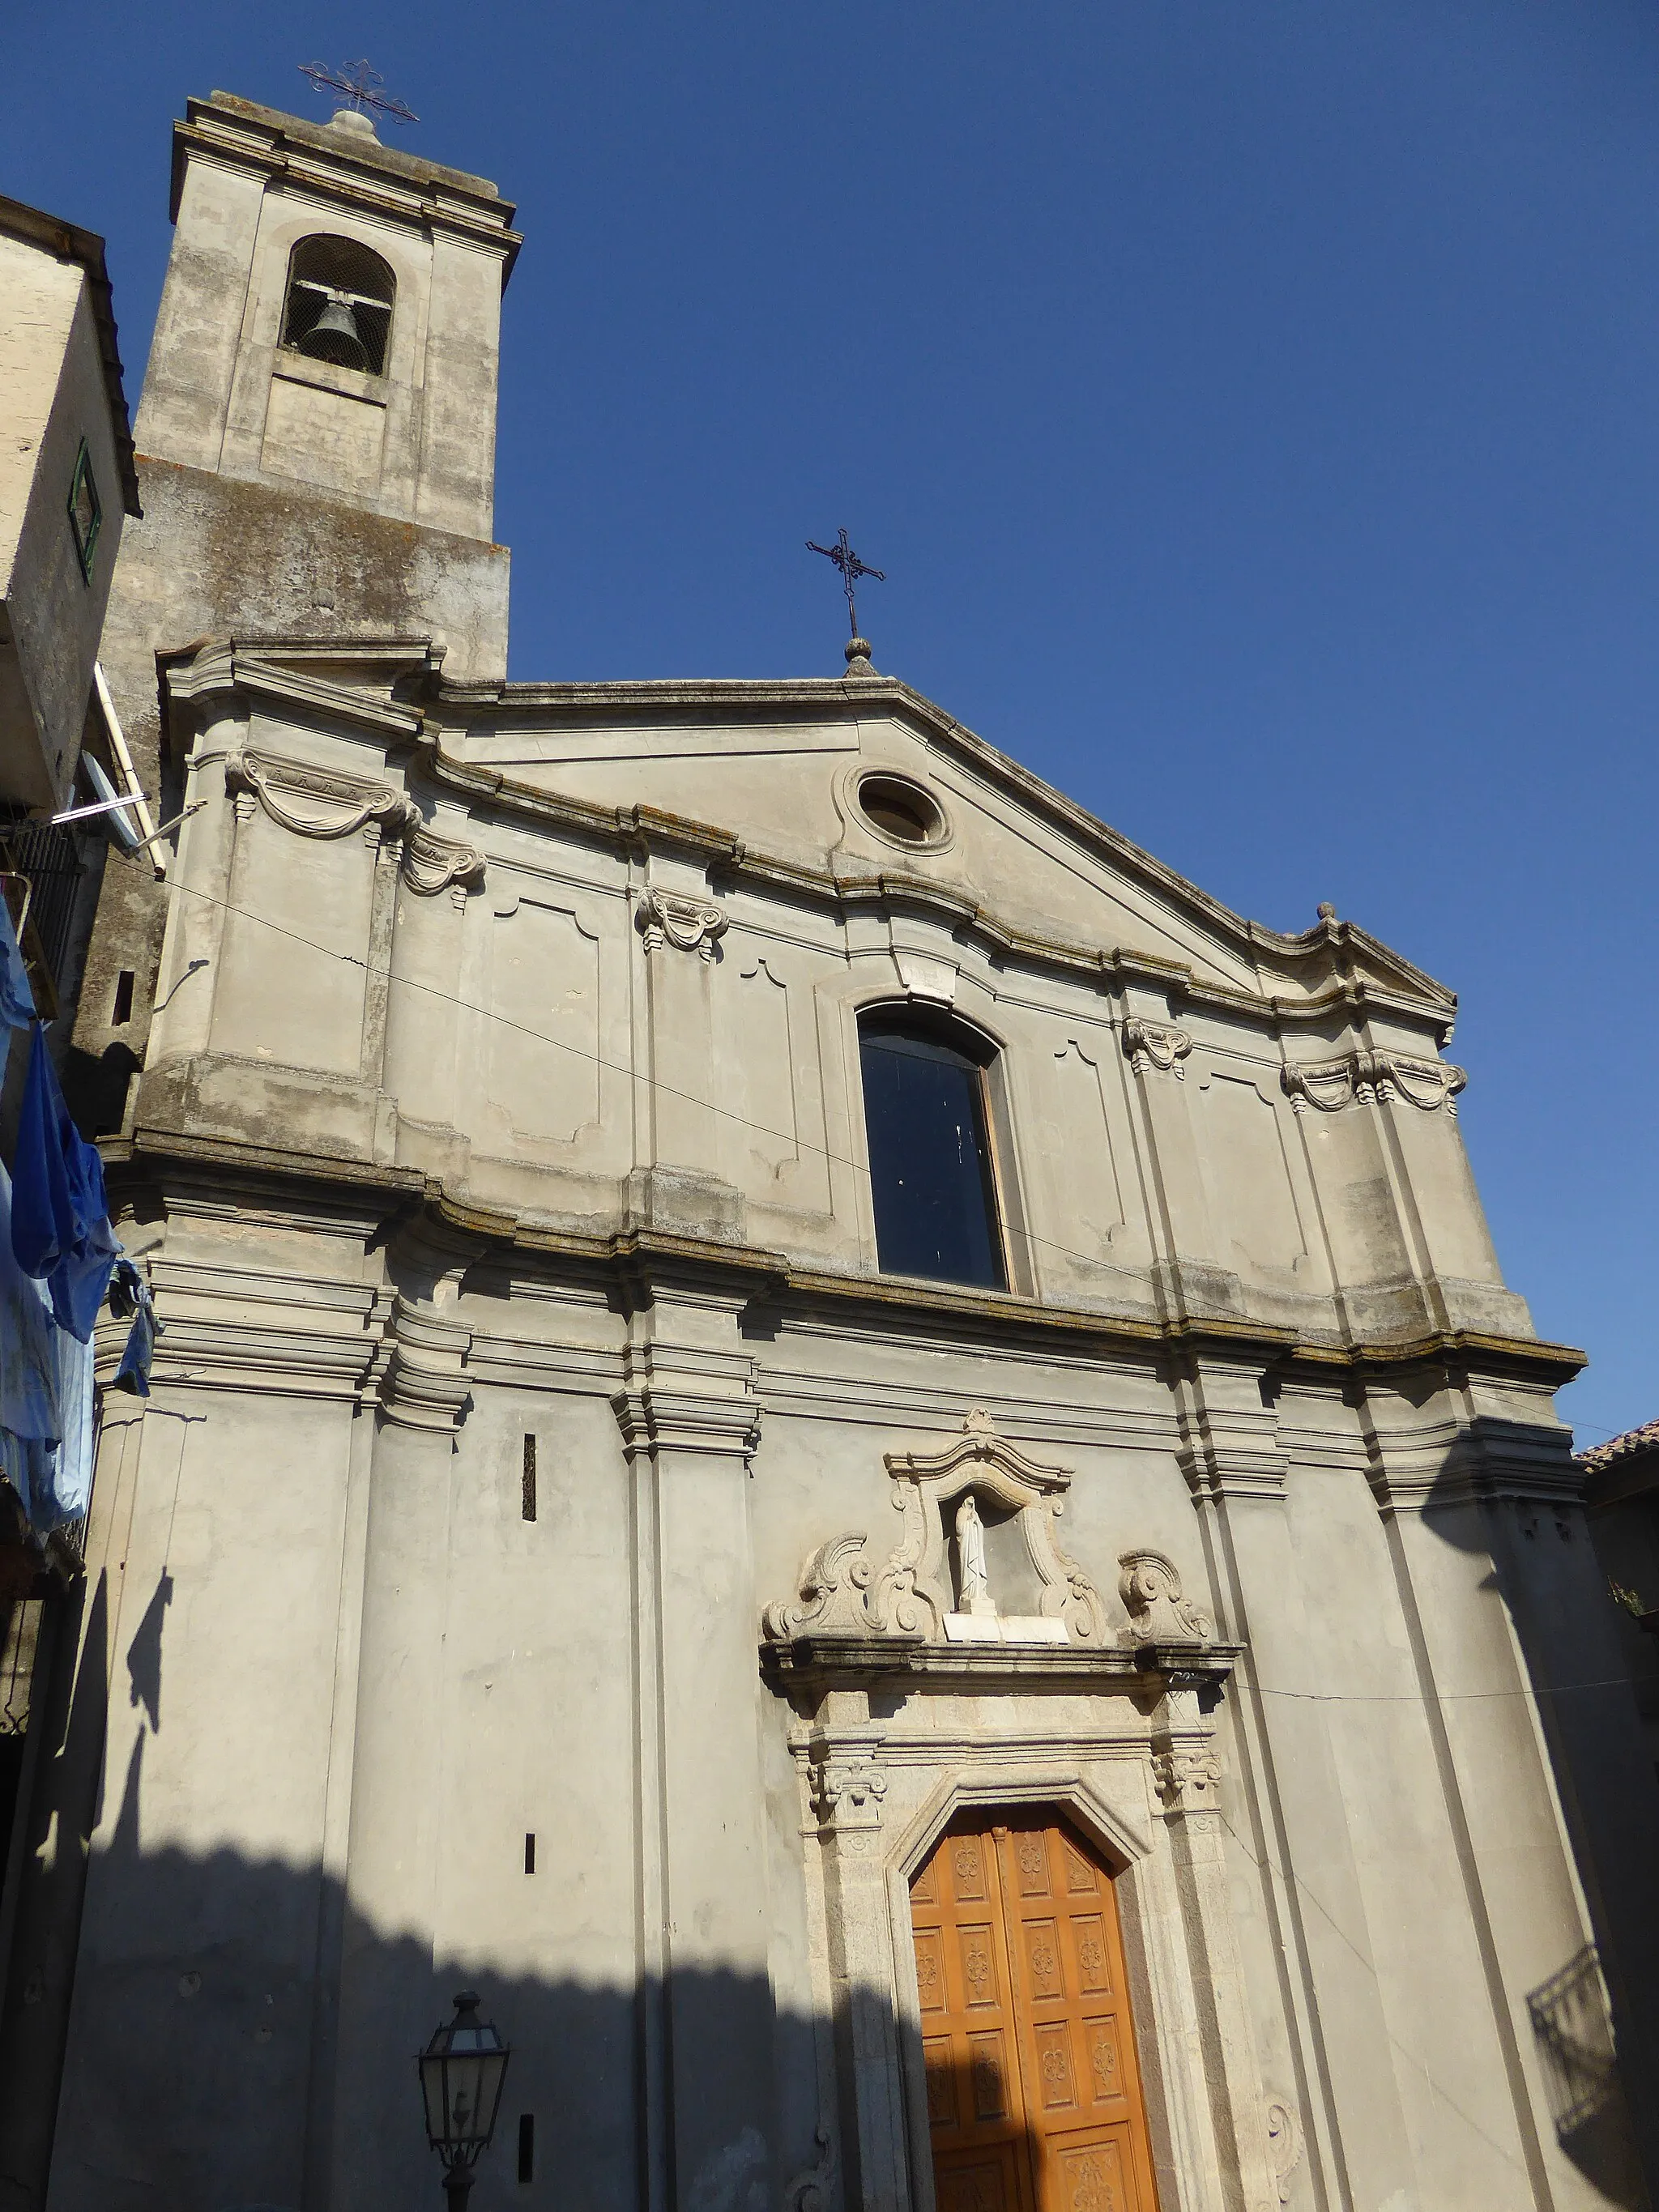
[92,87,519,793]
[68,89,520,1129]
[134,91,518,556]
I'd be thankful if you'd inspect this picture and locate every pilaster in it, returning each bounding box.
[1364,1382,1659,2201]
[612,1272,772,2212]
[802,1690,911,2212]
[1175,1352,1419,2210]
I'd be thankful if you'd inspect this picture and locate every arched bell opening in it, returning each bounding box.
[280,234,396,377]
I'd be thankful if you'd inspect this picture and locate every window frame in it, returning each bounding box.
[855,1002,1030,1298]
[66,440,102,583]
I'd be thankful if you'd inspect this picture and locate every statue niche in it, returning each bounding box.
[762,1408,1111,1649]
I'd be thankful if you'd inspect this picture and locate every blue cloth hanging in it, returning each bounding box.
[0,1159,93,1532]
[0,901,35,1031]
[109,1257,162,1397]
[10,1025,119,1341]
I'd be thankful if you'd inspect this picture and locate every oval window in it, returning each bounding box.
[856,773,944,846]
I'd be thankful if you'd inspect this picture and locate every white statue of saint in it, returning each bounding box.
[954,1494,995,1617]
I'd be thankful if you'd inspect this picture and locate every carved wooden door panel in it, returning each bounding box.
[909,1816,1159,2212]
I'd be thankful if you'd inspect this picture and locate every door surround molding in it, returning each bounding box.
[779,1690,1285,2212]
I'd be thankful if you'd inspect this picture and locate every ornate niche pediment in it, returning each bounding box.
[762,1409,1111,1652]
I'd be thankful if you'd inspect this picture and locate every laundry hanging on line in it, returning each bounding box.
[11,1024,120,1341]
[109,1257,162,1397]
[0,1158,96,1532]
[0,897,35,1032]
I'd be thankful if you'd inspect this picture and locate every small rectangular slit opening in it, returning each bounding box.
[522,1434,536,1522]
[112,970,134,1026]
[517,2112,535,2183]
[524,1831,535,1876]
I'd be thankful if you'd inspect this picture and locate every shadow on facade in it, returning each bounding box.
[0,1566,831,2210]
[1414,1414,1658,2211]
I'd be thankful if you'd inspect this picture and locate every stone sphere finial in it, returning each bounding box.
[1316,901,1337,922]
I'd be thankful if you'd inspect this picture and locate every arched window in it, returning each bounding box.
[859,1009,1008,1291]
[279,235,395,377]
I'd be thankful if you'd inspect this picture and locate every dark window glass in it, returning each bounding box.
[859,1018,1006,1290]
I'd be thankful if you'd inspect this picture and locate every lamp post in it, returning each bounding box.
[418,1991,511,2209]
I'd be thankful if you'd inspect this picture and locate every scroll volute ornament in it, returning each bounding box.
[1281,1048,1466,1115]
[635,884,727,960]
[1122,1018,1192,1080]
[1117,1548,1215,1646]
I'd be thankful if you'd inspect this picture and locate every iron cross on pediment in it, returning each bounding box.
[298,59,420,127]
[808,529,885,638]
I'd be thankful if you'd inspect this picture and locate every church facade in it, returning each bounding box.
[2,89,1656,2212]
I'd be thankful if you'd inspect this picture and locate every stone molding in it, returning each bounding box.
[634,884,727,961]
[764,1409,1111,1647]
[611,1383,760,1460]
[1122,1018,1192,1080]
[1281,1048,1466,1116]
[224,747,486,901]
[377,1296,472,1434]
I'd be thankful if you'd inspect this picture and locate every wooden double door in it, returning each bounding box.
[909,1814,1159,2212]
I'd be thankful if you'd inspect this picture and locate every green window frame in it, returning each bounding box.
[67,440,102,582]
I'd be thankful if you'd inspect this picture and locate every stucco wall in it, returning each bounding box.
[0,237,127,808]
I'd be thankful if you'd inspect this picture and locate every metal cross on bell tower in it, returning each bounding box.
[297,59,420,128]
[808,529,885,670]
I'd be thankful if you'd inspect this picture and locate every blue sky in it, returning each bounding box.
[6,2,1656,1443]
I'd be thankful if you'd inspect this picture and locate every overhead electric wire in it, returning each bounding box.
[113,869,1631,1710]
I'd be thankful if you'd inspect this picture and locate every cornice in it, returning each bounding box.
[109,1132,1586,1389]
[407,731,1455,1038]
[761,1633,1240,1692]
[421,672,1456,1025]
[170,100,522,275]
[156,638,1460,1038]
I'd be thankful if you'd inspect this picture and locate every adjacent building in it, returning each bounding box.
[1,85,1656,2212]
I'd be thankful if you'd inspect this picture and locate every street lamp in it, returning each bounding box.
[418,1991,512,2208]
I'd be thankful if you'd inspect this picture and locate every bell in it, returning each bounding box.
[303,296,369,372]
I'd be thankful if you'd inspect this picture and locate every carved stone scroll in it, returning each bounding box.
[1122,1018,1192,1080]
[636,884,727,960]
[1118,1549,1215,1646]
[1282,1049,1466,1116]
[1265,2098,1303,2207]
[761,1531,876,1643]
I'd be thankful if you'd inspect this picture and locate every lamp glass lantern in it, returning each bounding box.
[419,1992,510,2172]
